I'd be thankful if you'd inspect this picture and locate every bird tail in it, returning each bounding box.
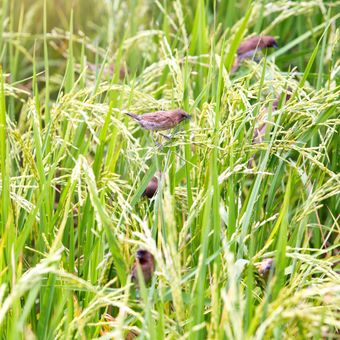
[124,111,139,121]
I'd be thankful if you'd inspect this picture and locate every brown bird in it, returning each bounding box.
[252,123,268,145]
[252,90,292,144]
[237,35,278,58]
[231,36,278,74]
[256,258,274,280]
[143,172,161,199]
[272,91,291,111]
[131,249,155,286]
[125,109,191,131]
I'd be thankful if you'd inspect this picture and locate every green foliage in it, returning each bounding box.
[0,0,339,339]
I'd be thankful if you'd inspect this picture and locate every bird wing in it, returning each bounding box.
[237,37,260,55]
[139,111,175,123]
[139,111,179,130]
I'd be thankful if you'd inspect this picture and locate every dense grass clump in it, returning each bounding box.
[0,0,339,339]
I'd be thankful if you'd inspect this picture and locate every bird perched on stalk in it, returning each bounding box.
[143,172,161,199]
[131,249,155,286]
[231,35,278,73]
[256,258,274,281]
[237,36,278,58]
[252,90,292,144]
[124,109,191,131]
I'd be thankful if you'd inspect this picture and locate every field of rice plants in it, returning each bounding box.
[0,0,339,339]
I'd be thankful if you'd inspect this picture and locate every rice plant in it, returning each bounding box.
[0,0,339,339]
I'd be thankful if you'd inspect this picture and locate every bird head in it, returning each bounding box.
[175,109,192,121]
[264,36,278,49]
[136,249,154,264]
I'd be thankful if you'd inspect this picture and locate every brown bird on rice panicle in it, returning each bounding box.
[256,258,274,281]
[125,109,191,131]
[237,35,278,57]
[231,35,278,73]
[143,172,161,199]
[131,249,155,286]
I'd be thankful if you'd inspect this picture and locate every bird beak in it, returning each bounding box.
[186,114,192,120]
[273,42,279,48]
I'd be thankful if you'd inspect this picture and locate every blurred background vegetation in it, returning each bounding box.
[1,0,339,84]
